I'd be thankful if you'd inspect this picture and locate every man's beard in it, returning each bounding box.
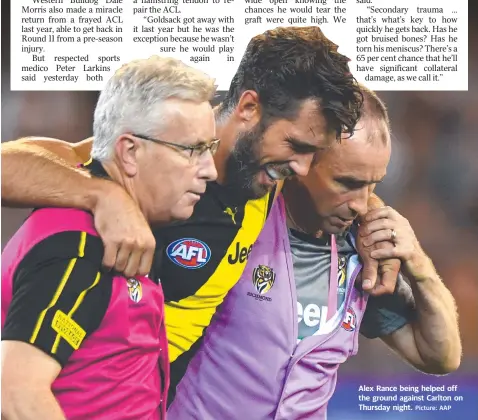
[223,122,269,200]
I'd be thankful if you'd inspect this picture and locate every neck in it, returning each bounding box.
[101,160,145,217]
[282,180,326,239]
[213,105,241,185]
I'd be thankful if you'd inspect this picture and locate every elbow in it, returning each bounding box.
[413,325,463,375]
[433,337,463,374]
[437,353,462,374]
[419,353,462,375]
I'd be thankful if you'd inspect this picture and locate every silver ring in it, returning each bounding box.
[391,229,397,242]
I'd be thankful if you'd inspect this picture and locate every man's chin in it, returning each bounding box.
[322,221,349,235]
[169,204,195,222]
[246,170,278,198]
[248,181,275,200]
[225,172,275,201]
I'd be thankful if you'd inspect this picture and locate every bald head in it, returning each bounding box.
[354,85,390,146]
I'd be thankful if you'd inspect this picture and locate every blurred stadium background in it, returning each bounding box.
[2,2,477,418]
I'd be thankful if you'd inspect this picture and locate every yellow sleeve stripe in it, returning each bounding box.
[78,231,87,257]
[51,271,102,354]
[29,231,88,344]
[83,157,93,166]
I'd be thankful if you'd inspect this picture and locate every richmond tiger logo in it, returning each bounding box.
[252,265,276,295]
[338,255,347,286]
[126,278,143,303]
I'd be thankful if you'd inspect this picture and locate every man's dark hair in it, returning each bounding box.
[219,26,363,138]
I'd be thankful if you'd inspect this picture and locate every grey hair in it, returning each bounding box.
[91,55,217,161]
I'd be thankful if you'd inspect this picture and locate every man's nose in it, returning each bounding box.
[348,187,370,217]
[198,151,218,181]
[289,154,315,177]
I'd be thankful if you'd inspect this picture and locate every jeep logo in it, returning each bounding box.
[228,242,253,264]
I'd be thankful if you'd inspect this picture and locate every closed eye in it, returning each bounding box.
[335,176,385,190]
[286,137,318,155]
[335,177,367,190]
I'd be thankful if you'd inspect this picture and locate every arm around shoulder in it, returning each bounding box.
[2,136,91,166]
[1,136,112,211]
[2,136,156,278]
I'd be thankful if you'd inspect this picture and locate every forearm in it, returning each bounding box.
[363,206,461,373]
[408,254,461,373]
[2,142,113,211]
[2,389,66,420]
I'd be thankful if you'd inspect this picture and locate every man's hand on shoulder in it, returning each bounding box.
[92,184,156,278]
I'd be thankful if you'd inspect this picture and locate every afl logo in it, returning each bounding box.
[126,278,142,303]
[166,238,211,269]
[342,307,357,332]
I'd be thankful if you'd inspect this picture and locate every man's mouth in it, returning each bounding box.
[188,191,204,199]
[333,216,355,227]
[263,164,295,181]
[264,166,282,181]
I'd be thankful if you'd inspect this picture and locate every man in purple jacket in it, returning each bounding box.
[167,87,462,419]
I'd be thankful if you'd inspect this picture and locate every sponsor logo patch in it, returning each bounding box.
[223,207,238,224]
[342,307,357,332]
[51,310,86,350]
[228,242,252,264]
[166,238,211,269]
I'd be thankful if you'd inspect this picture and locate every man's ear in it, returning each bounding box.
[234,90,262,129]
[115,134,141,177]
